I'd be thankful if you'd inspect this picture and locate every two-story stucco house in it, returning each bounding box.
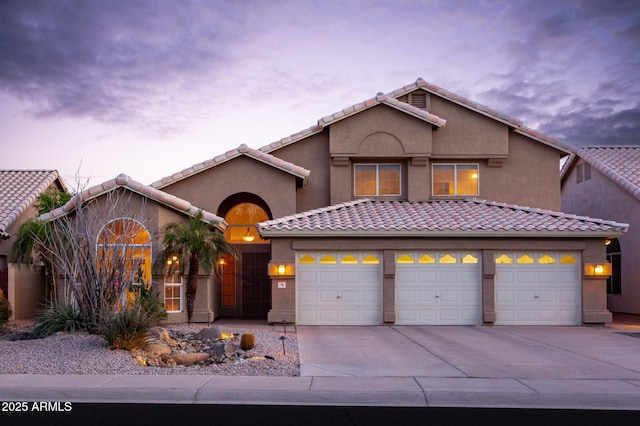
[45,79,628,326]
[561,146,640,315]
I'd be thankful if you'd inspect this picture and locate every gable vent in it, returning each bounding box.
[410,92,427,109]
[577,163,591,184]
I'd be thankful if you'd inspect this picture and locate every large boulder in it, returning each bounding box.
[143,342,172,355]
[196,326,232,341]
[172,352,209,366]
[207,340,237,362]
[147,327,170,342]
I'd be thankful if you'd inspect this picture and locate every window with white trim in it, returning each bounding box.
[354,164,401,196]
[164,255,182,313]
[432,164,479,196]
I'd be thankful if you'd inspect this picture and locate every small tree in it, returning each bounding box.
[159,211,236,323]
[37,189,153,332]
[10,188,72,304]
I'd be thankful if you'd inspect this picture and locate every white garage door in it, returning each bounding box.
[395,251,482,325]
[296,252,382,325]
[495,251,581,325]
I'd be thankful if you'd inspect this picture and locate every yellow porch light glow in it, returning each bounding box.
[277,264,286,275]
[584,262,612,277]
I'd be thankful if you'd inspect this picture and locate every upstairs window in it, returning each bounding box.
[432,164,479,196]
[354,164,401,196]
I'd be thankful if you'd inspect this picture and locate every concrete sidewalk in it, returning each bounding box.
[1,318,639,410]
[1,373,640,409]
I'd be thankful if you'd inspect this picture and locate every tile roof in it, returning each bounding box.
[152,144,311,189]
[562,145,640,201]
[0,170,67,239]
[40,174,226,231]
[261,78,574,154]
[258,198,628,238]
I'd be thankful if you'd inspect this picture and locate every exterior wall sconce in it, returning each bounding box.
[584,262,612,277]
[277,264,286,275]
[269,262,294,277]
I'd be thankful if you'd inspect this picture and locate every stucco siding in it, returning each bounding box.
[562,163,640,314]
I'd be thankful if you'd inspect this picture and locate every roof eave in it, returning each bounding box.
[259,229,628,238]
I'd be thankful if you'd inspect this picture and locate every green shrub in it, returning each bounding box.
[32,301,84,338]
[96,283,168,351]
[128,283,167,325]
[0,289,12,328]
[99,301,160,350]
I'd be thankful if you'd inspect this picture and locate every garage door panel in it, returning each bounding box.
[516,271,536,282]
[418,271,437,282]
[496,290,515,303]
[298,290,319,303]
[339,270,360,283]
[438,290,458,302]
[395,251,481,325]
[297,252,382,325]
[319,271,338,283]
[318,290,339,302]
[318,310,339,322]
[495,251,580,325]
[438,271,459,282]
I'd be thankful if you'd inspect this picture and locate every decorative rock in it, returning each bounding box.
[197,326,231,341]
[148,327,170,342]
[171,352,210,366]
[143,342,172,355]
[207,340,237,362]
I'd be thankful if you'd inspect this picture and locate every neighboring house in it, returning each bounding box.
[39,173,227,323]
[561,146,640,315]
[0,170,68,319]
[147,78,628,326]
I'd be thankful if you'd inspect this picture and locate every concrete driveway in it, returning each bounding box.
[297,325,640,380]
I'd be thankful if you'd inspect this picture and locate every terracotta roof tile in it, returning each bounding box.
[571,146,640,200]
[152,144,310,189]
[39,174,226,231]
[0,170,67,239]
[258,199,628,237]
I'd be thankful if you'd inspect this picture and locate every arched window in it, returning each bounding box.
[223,202,269,243]
[97,218,152,309]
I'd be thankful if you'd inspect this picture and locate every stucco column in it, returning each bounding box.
[582,240,612,324]
[191,275,214,323]
[482,250,496,324]
[383,250,396,324]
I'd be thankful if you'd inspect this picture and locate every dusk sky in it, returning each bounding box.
[1,0,638,188]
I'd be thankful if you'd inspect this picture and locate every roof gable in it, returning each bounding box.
[0,170,67,239]
[39,174,226,230]
[389,78,574,154]
[562,145,640,200]
[261,78,574,155]
[152,144,310,189]
[258,198,628,238]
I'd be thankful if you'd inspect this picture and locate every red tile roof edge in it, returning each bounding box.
[152,144,311,189]
[570,145,640,201]
[39,174,227,231]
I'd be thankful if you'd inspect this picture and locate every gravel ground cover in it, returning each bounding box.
[0,323,299,376]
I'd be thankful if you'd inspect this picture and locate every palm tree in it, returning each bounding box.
[160,211,236,323]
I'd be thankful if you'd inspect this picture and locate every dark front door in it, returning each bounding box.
[0,256,8,299]
[242,251,271,318]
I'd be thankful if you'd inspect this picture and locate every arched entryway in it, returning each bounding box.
[217,193,272,318]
